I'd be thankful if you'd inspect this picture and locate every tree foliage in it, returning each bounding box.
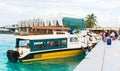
[85,13,97,28]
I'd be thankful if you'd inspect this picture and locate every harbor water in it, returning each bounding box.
[0,34,85,71]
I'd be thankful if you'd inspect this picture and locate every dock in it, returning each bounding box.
[74,40,120,71]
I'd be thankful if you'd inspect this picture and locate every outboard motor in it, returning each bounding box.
[7,50,19,62]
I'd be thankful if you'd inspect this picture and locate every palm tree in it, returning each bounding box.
[85,13,97,28]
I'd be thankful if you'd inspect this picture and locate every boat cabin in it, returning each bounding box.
[16,36,67,52]
[15,34,81,54]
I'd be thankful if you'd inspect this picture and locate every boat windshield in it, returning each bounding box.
[16,39,29,48]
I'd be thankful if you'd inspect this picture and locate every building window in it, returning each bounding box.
[52,20,57,26]
[56,21,59,26]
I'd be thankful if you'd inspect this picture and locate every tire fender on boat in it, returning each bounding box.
[7,50,19,62]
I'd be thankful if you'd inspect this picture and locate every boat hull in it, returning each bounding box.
[20,48,84,62]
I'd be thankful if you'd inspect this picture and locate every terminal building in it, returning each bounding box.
[16,17,86,35]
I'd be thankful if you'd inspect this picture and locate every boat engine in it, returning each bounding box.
[7,50,19,62]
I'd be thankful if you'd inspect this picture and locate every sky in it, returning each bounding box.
[0,0,120,27]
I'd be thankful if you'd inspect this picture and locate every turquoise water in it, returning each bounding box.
[0,34,85,71]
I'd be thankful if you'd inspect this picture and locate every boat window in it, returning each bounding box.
[19,40,29,47]
[61,40,67,46]
[47,40,60,48]
[70,37,78,42]
[34,42,45,48]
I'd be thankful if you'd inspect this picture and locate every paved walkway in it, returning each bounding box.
[74,40,120,71]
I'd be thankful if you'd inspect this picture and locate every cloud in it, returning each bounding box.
[0,0,120,27]
[0,2,26,13]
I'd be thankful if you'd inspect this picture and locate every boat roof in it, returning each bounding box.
[16,34,79,40]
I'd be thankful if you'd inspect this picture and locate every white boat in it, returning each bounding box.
[7,31,100,62]
[7,34,86,62]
